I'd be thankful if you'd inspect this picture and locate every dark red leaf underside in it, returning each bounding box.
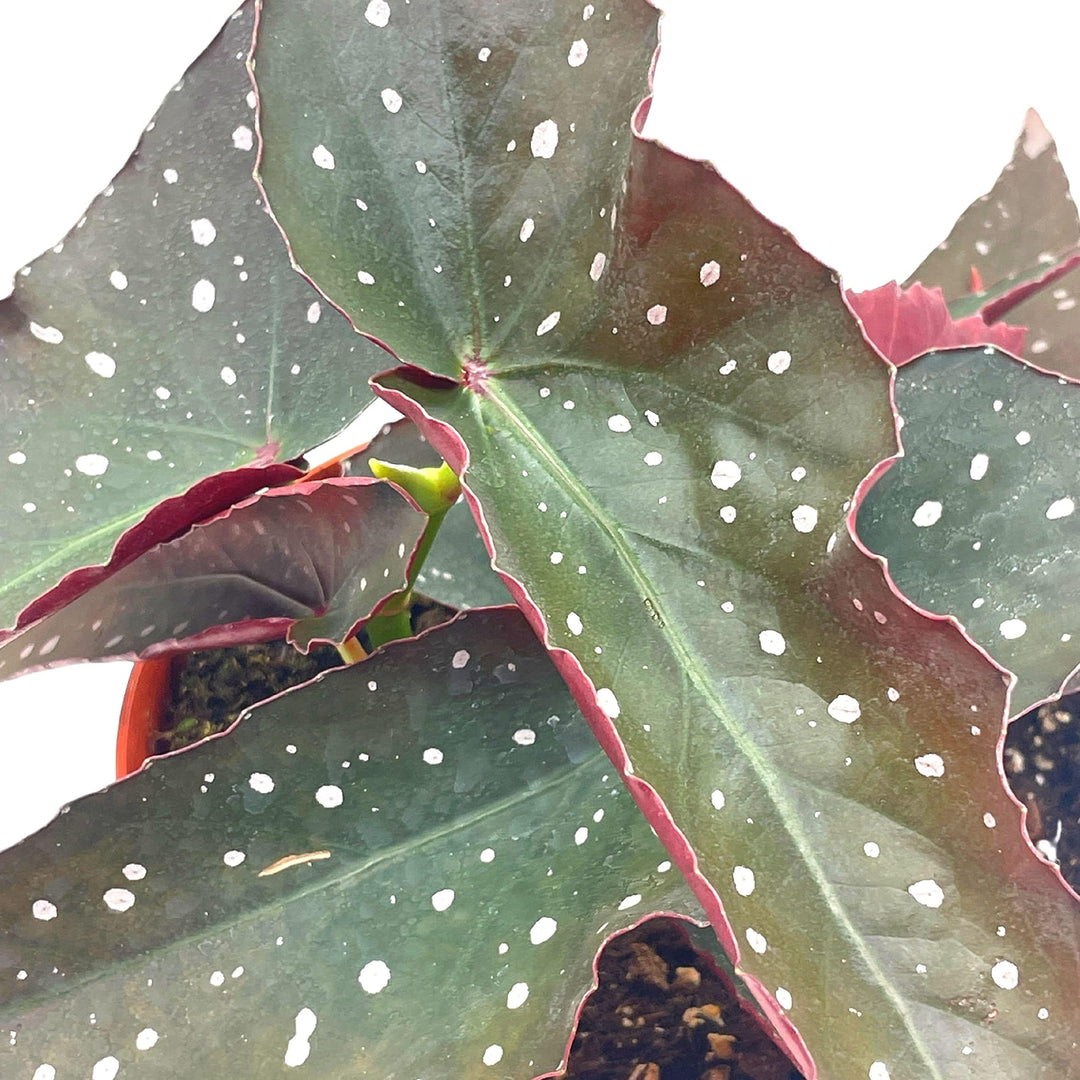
[0,477,425,679]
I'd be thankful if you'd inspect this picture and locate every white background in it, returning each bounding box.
[3,0,1080,851]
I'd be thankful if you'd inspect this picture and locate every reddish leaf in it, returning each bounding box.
[0,477,425,679]
[847,281,1025,366]
[0,462,301,652]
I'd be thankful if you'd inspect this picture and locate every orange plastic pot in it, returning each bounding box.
[115,656,177,779]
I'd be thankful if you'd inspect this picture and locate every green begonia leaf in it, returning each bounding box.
[857,346,1080,714]
[252,2,1080,1074]
[0,3,388,632]
[0,608,704,1079]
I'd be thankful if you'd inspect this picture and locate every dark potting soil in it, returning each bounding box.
[154,593,457,754]
[154,639,343,754]
[1004,690,1080,893]
[564,918,802,1080]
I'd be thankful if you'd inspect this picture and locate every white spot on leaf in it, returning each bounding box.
[999,618,1027,640]
[315,785,343,808]
[776,987,792,1010]
[710,789,725,810]
[136,1028,159,1051]
[914,753,945,778]
[567,39,588,66]
[364,0,390,26]
[607,414,631,432]
[103,888,136,912]
[190,217,217,245]
[991,959,1019,990]
[358,959,391,993]
[589,252,606,281]
[109,270,128,290]
[710,460,741,490]
[519,217,535,242]
[223,849,246,866]
[767,350,791,374]
[191,278,215,312]
[912,500,942,527]
[530,916,557,944]
[381,88,403,113]
[907,879,944,908]
[482,1045,504,1067]
[596,687,620,718]
[513,728,536,746]
[618,894,642,910]
[231,125,253,151]
[312,144,335,170]
[75,454,109,477]
[84,352,115,378]
[791,505,818,533]
[357,270,375,286]
[536,311,561,336]
[969,453,989,480]
[423,747,443,765]
[827,695,861,724]
[733,865,756,896]
[431,888,455,912]
[758,630,786,656]
[452,649,470,669]
[284,1007,317,1068]
[32,899,57,921]
[699,260,720,287]
[646,304,668,325]
[530,119,559,158]
[745,928,767,954]
[220,366,237,386]
[507,982,530,1009]
[92,1058,120,1080]
[1046,497,1075,520]
[249,772,275,794]
[30,322,63,344]
[567,612,583,635]
[644,451,662,466]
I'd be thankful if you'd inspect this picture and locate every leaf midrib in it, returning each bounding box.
[481,377,945,1077]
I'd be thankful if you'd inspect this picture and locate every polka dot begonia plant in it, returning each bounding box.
[2,4,1080,1079]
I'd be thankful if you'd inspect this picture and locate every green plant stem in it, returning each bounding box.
[363,458,462,649]
[335,635,368,665]
[365,607,415,650]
